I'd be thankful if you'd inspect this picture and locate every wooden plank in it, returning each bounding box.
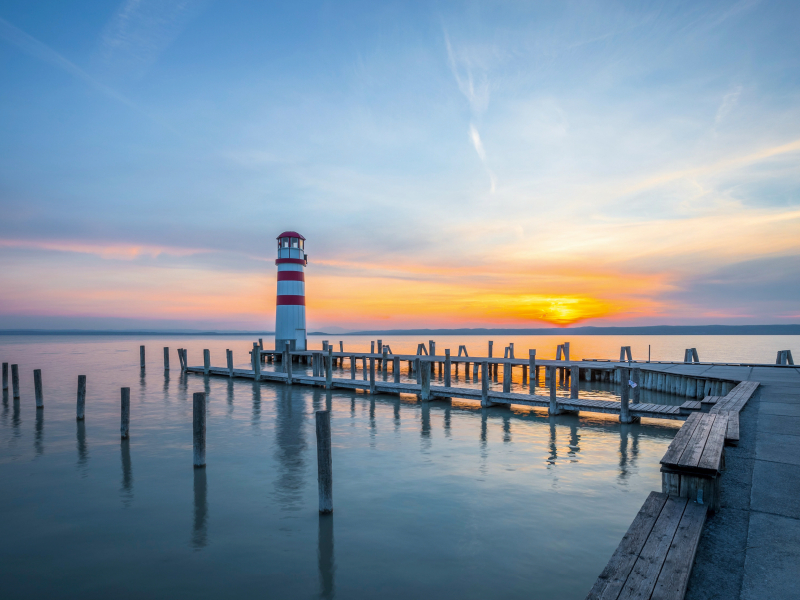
[676,414,716,469]
[726,412,740,445]
[650,500,707,600]
[586,492,669,600]
[616,495,689,600]
[660,413,702,467]
[697,415,727,473]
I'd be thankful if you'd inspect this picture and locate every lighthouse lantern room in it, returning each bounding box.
[275,231,307,351]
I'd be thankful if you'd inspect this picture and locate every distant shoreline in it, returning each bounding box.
[1,325,799,336]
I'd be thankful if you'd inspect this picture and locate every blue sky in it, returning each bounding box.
[1,0,799,330]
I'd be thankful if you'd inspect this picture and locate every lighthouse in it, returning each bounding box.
[275,231,307,351]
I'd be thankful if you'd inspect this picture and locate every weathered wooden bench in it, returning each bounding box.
[699,396,721,412]
[660,412,727,512]
[678,401,702,415]
[709,381,759,445]
[586,491,706,600]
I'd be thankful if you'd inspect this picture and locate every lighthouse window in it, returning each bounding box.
[291,238,298,248]
[283,239,289,248]
[298,239,304,249]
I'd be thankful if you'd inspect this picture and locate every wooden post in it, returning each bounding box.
[362,356,368,380]
[522,364,527,386]
[529,350,536,394]
[2,362,7,391]
[570,365,579,399]
[259,338,263,350]
[120,387,130,439]
[420,360,431,401]
[393,356,400,383]
[203,349,210,375]
[193,392,206,467]
[339,341,344,353]
[226,350,233,377]
[620,368,632,423]
[692,348,700,363]
[415,358,421,384]
[11,364,20,399]
[444,349,451,388]
[164,347,170,371]
[465,361,470,379]
[481,362,492,407]
[563,342,570,361]
[76,375,86,420]
[488,341,493,358]
[178,349,186,371]
[369,357,376,394]
[370,341,374,354]
[34,369,44,409]
[325,347,332,390]
[382,347,388,376]
[556,345,563,361]
[140,345,145,369]
[548,366,560,415]
[285,342,293,385]
[502,362,511,393]
[429,340,435,356]
[254,343,262,380]
[350,355,356,380]
[316,411,333,513]
[632,368,641,403]
[509,343,515,359]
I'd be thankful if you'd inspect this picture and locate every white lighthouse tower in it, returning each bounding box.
[275,231,307,351]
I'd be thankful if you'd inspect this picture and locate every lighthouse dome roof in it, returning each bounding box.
[277,231,305,240]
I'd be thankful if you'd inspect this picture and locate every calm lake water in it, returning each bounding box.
[0,334,793,599]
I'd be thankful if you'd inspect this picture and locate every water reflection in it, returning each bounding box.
[420,403,431,451]
[226,379,234,417]
[120,439,133,507]
[163,372,170,400]
[2,390,8,426]
[273,387,307,511]
[76,420,89,475]
[251,381,262,430]
[392,397,400,432]
[568,424,581,460]
[502,413,511,443]
[444,405,451,437]
[479,409,488,475]
[12,397,21,438]
[318,514,336,599]
[192,468,208,549]
[547,419,557,465]
[369,398,376,448]
[35,409,44,456]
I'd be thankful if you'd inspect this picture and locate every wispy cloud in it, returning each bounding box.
[99,0,207,79]
[715,85,742,124]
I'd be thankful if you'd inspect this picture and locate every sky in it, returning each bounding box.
[1,0,799,332]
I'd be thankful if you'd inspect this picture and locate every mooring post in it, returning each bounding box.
[325,347,332,390]
[75,375,87,420]
[316,410,333,513]
[164,347,170,371]
[362,356,368,380]
[632,368,641,403]
[620,368,632,423]
[420,360,431,401]
[226,350,234,377]
[444,349,451,388]
[528,350,536,394]
[285,342,293,385]
[350,355,356,380]
[414,358,421,384]
[11,364,20,399]
[488,341,493,358]
[120,387,130,439]
[203,349,210,375]
[33,369,44,409]
[339,341,344,353]
[522,364,528,386]
[140,345,145,370]
[382,347,388,376]
[369,357,376,394]
[570,365,579,399]
[2,362,7,391]
[193,391,206,467]
[393,356,400,383]
[502,362,511,393]
[548,366,561,415]
[481,361,492,407]
[252,343,261,380]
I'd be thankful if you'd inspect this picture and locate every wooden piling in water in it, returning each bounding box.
[480,362,492,407]
[393,356,400,383]
[632,368,641,403]
[529,350,536,394]
[382,347,388,376]
[420,360,431,401]
[120,387,130,439]
[548,366,560,415]
[76,375,86,420]
[570,365,579,399]
[503,362,511,393]
[325,348,332,390]
[444,350,451,388]
[140,346,145,369]
[619,368,632,423]
[164,347,170,371]
[488,341,493,358]
[369,357,376,394]
[11,364,20,399]
[316,411,333,513]
[362,356,368,381]
[203,349,210,375]
[193,392,206,467]
[34,369,43,408]
[2,362,7,391]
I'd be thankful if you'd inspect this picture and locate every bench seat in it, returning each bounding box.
[709,381,759,445]
[586,491,706,600]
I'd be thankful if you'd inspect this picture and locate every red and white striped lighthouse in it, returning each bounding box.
[275,231,307,351]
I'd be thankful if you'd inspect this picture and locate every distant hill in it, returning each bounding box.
[328,325,800,336]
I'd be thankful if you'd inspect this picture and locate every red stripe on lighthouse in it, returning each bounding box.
[276,295,306,306]
[277,271,305,282]
[276,258,306,265]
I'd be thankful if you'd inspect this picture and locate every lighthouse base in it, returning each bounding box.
[275,337,306,352]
